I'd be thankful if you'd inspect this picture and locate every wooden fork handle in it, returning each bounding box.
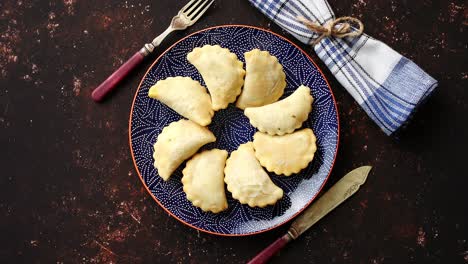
[247,233,293,264]
[91,51,146,102]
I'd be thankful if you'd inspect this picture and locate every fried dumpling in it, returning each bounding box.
[236,49,286,109]
[244,85,313,136]
[153,120,216,181]
[187,45,245,110]
[253,129,317,176]
[148,77,214,126]
[224,142,283,207]
[182,149,228,213]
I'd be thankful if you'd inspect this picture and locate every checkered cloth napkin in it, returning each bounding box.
[248,0,438,135]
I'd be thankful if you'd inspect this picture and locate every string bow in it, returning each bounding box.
[298,16,364,45]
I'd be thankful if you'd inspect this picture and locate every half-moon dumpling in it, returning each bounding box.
[245,85,313,136]
[187,45,245,110]
[224,142,283,207]
[153,119,216,181]
[253,129,317,176]
[148,77,214,126]
[182,149,228,213]
[236,49,286,109]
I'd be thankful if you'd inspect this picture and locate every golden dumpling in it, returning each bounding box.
[148,76,214,126]
[253,129,317,176]
[182,149,228,213]
[224,142,283,207]
[245,85,313,135]
[187,45,245,110]
[236,49,286,109]
[153,120,216,181]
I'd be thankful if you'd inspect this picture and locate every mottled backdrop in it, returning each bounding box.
[0,0,467,263]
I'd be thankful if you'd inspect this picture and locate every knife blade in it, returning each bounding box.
[247,166,372,264]
[288,165,372,238]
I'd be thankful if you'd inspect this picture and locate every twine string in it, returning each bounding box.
[297,16,364,45]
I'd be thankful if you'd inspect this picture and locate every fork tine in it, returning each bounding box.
[189,0,214,22]
[183,0,204,16]
[180,0,199,13]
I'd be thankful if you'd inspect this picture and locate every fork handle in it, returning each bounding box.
[91,50,146,102]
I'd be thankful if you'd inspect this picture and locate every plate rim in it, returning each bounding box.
[128,24,340,236]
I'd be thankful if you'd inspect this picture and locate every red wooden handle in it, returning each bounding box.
[91,51,145,102]
[247,234,292,264]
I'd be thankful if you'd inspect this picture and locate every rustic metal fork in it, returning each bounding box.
[92,0,215,102]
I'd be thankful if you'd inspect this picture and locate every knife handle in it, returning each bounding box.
[247,233,293,264]
[91,50,146,102]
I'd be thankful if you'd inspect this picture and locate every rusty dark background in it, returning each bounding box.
[1,0,467,263]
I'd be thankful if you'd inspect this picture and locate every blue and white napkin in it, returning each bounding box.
[248,0,438,135]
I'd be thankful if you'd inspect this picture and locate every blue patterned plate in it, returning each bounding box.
[129,25,339,236]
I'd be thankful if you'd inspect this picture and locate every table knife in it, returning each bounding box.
[247,166,372,264]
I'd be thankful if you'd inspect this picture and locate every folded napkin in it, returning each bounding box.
[248,0,438,135]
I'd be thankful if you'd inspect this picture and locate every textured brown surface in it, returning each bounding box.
[1,0,467,263]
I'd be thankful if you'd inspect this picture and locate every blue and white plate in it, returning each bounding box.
[129,25,339,236]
